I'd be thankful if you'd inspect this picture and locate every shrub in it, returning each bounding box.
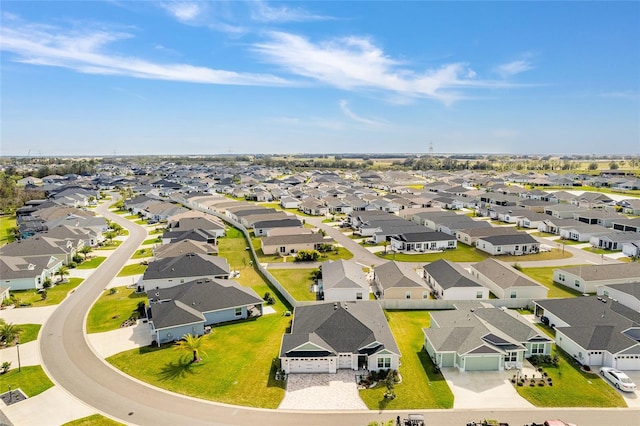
[294,250,320,262]
[109,288,117,295]
[1,361,11,374]
[538,382,545,386]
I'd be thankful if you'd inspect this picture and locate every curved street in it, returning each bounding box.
[35,198,639,426]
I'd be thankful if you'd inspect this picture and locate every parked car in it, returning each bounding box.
[599,367,637,392]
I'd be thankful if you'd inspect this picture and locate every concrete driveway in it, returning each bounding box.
[442,367,534,409]
[278,370,367,410]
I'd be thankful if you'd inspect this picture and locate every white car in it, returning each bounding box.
[599,367,637,392]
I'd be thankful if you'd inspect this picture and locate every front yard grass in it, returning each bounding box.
[142,237,161,246]
[132,248,153,259]
[359,310,454,409]
[0,365,54,397]
[117,263,147,277]
[0,215,16,246]
[17,324,41,344]
[63,414,126,426]
[499,248,573,262]
[10,278,84,307]
[269,268,317,301]
[107,307,289,408]
[76,256,107,269]
[96,240,122,250]
[582,247,619,255]
[520,266,586,298]
[376,244,488,263]
[86,286,147,334]
[516,348,625,407]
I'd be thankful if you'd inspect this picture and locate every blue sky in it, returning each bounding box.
[1,1,639,156]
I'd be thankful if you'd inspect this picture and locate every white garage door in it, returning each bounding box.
[615,356,640,371]
[465,356,500,371]
[288,358,331,373]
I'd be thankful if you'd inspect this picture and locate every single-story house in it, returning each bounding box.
[535,296,640,370]
[470,258,548,300]
[373,261,429,299]
[558,224,609,242]
[320,259,370,302]
[253,218,302,236]
[589,231,640,251]
[389,231,457,253]
[553,263,640,294]
[153,240,218,259]
[261,233,332,256]
[147,278,263,346]
[423,260,489,300]
[0,255,63,291]
[279,301,401,374]
[142,252,230,291]
[598,283,640,313]
[475,233,540,256]
[423,307,553,372]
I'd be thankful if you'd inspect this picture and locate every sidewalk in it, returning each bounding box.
[1,387,95,426]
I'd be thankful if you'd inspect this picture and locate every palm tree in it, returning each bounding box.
[0,322,21,345]
[57,265,70,283]
[174,333,206,363]
[80,245,92,260]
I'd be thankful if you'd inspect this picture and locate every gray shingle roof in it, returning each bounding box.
[535,296,640,354]
[374,261,427,291]
[321,260,369,291]
[557,263,640,281]
[280,301,400,357]
[478,233,538,245]
[472,259,544,289]
[143,252,230,280]
[423,260,484,290]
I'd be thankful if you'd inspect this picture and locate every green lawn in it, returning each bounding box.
[516,348,625,407]
[62,414,126,426]
[10,278,84,307]
[376,244,488,263]
[135,219,147,225]
[0,365,54,397]
[124,214,139,220]
[86,286,148,333]
[96,240,122,250]
[360,310,454,409]
[117,263,148,277]
[499,249,573,262]
[108,307,289,408]
[583,247,619,255]
[142,237,161,246]
[18,324,41,344]
[0,324,41,346]
[520,266,586,298]
[132,248,153,259]
[269,268,317,301]
[76,256,107,269]
[0,215,16,246]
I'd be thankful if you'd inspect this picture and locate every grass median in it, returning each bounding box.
[0,365,54,397]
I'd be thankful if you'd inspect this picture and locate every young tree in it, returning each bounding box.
[175,333,206,363]
[0,322,22,344]
[80,245,92,260]
[56,265,70,283]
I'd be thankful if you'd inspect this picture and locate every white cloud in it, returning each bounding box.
[250,1,332,23]
[254,32,516,105]
[0,20,289,86]
[339,100,383,126]
[160,1,202,23]
[495,59,533,78]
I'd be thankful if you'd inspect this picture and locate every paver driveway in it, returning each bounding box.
[278,370,367,410]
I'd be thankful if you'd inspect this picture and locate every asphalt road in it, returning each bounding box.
[37,197,639,426]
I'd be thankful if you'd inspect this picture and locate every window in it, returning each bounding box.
[356,293,363,300]
[476,291,483,299]
[235,307,242,317]
[510,291,517,299]
[558,274,565,282]
[405,291,411,299]
[515,245,519,251]
[530,343,545,354]
[422,291,428,299]
[603,290,609,297]
[497,247,501,252]
[575,280,580,288]
[504,351,517,362]
[377,357,391,368]
[448,241,455,247]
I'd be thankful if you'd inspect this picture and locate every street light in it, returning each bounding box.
[16,339,21,372]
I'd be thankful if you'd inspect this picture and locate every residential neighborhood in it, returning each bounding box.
[1,157,639,425]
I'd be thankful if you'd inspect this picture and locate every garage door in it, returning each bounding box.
[615,356,640,371]
[465,356,500,371]
[288,358,331,373]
